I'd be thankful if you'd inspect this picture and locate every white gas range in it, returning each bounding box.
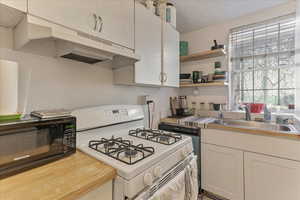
[72,105,195,200]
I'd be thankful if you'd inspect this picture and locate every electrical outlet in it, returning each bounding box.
[139,95,154,105]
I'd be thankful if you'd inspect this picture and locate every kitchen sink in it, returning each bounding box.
[214,120,299,134]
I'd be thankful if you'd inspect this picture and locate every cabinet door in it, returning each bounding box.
[0,0,27,12]
[28,0,134,49]
[244,152,300,200]
[201,143,244,200]
[28,0,98,35]
[134,2,162,86]
[96,0,134,49]
[162,22,179,87]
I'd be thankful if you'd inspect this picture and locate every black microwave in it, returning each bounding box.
[0,116,76,179]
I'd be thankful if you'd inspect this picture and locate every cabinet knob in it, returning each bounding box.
[144,172,154,186]
[153,166,162,177]
[164,73,168,82]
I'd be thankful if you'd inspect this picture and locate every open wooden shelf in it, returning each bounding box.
[180,49,226,62]
[180,82,228,88]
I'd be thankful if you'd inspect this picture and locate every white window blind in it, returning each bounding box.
[230,14,296,109]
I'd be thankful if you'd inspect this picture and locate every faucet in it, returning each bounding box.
[218,110,224,124]
[264,105,271,121]
[239,105,251,121]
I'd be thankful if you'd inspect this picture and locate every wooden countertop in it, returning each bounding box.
[0,151,116,200]
[207,123,300,141]
[160,116,195,125]
[160,117,181,124]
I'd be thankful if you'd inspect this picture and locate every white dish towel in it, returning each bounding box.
[149,170,186,200]
[185,156,199,200]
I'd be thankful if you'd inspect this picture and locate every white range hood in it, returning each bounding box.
[13,15,140,67]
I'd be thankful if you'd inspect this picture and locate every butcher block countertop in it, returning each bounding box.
[0,151,116,200]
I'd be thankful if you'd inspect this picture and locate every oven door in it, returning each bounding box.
[135,154,198,200]
[0,123,65,176]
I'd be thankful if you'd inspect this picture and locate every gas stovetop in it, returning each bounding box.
[129,129,182,145]
[87,129,183,165]
[89,136,155,165]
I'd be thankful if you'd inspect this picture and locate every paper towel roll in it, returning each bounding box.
[0,60,18,115]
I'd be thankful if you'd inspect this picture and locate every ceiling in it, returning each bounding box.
[169,0,290,33]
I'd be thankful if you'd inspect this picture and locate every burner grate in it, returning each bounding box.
[88,136,155,165]
[129,129,182,145]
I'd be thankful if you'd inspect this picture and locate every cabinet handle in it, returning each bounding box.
[93,13,98,31]
[163,73,168,82]
[98,16,103,32]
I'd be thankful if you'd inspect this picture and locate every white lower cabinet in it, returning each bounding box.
[244,152,300,200]
[202,129,300,200]
[78,180,113,200]
[201,143,244,200]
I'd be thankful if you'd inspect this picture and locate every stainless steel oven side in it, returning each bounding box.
[0,117,76,179]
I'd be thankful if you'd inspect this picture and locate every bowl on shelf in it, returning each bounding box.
[180,73,191,79]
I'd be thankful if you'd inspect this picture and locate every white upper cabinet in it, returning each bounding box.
[0,0,27,12]
[134,2,162,86]
[114,2,180,87]
[27,0,134,49]
[244,152,300,200]
[162,22,179,87]
[96,0,134,49]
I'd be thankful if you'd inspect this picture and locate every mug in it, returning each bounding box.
[192,71,202,83]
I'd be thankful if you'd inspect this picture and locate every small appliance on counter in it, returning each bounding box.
[0,116,76,179]
[170,96,193,117]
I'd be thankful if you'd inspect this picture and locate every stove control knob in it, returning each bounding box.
[144,172,154,186]
[153,166,162,177]
[181,147,189,158]
[186,146,191,155]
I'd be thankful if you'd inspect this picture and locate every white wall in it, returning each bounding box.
[180,1,296,110]
[181,1,296,54]
[0,27,178,127]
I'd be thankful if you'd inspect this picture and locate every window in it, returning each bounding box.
[229,14,296,110]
